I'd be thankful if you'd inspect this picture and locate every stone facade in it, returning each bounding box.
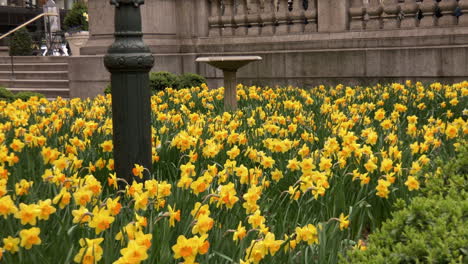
[70,0,468,98]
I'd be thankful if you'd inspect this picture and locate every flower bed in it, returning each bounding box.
[0,81,466,263]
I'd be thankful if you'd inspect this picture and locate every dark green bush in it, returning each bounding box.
[9,27,33,56]
[343,143,468,264]
[63,1,89,32]
[149,71,178,92]
[104,84,111,95]
[14,91,45,101]
[0,87,15,101]
[104,72,207,95]
[176,73,206,89]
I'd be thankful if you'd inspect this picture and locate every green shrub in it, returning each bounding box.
[104,84,111,95]
[63,1,89,32]
[342,142,468,264]
[0,87,15,101]
[343,196,468,264]
[149,71,178,92]
[421,143,468,201]
[9,27,33,56]
[14,91,45,101]
[176,73,206,89]
[104,72,207,95]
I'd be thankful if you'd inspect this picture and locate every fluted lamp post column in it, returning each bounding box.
[104,0,154,185]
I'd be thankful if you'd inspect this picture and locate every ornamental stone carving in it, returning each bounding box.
[458,0,468,25]
[349,6,366,30]
[419,0,437,27]
[234,0,248,36]
[400,0,419,28]
[261,0,276,35]
[246,0,262,35]
[290,0,305,33]
[275,0,289,34]
[366,1,383,30]
[382,0,401,29]
[208,0,222,36]
[438,0,458,26]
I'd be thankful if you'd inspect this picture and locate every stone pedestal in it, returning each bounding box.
[196,56,262,111]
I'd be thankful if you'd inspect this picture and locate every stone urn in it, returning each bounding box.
[65,31,89,56]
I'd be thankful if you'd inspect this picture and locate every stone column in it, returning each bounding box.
[88,0,114,33]
[175,0,196,38]
[196,0,210,37]
[224,70,237,111]
[317,0,349,32]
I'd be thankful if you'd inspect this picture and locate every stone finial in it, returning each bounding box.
[110,0,144,7]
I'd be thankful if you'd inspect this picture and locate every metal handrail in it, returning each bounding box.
[1,12,58,81]
[0,12,58,41]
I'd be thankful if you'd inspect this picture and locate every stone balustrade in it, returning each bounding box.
[207,0,317,36]
[349,0,466,31]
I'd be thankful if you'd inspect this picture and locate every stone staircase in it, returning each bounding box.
[0,47,8,56]
[0,56,69,99]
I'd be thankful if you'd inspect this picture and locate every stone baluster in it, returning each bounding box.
[304,0,317,32]
[438,0,458,26]
[221,0,236,36]
[234,0,249,35]
[246,0,262,35]
[400,0,419,28]
[418,0,436,27]
[349,0,366,31]
[458,0,468,25]
[382,0,401,29]
[261,0,276,35]
[275,0,290,34]
[208,0,222,36]
[289,0,306,33]
[366,0,383,30]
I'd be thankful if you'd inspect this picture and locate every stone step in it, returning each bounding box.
[0,63,68,71]
[0,56,68,64]
[0,47,8,57]
[8,87,69,98]
[0,71,68,80]
[0,79,69,89]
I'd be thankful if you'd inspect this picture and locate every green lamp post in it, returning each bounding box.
[104,0,154,184]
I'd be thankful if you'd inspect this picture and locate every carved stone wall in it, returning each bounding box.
[69,0,468,98]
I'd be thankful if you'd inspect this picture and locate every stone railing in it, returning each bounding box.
[207,0,317,36]
[349,0,467,31]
